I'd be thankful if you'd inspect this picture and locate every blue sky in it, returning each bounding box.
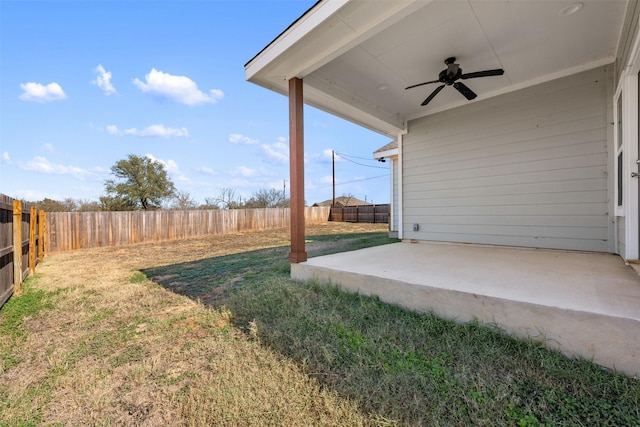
[0,0,391,207]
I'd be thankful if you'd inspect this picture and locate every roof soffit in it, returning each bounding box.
[247,0,628,137]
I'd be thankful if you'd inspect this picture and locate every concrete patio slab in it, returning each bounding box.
[291,241,640,377]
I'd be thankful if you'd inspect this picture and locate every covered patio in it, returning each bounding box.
[246,0,640,379]
[292,242,640,377]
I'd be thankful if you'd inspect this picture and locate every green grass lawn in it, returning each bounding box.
[144,231,640,426]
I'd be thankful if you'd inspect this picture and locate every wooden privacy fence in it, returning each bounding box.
[1,194,45,309]
[46,206,331,253]
[329,204,389,224]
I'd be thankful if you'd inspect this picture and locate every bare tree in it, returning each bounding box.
[201,198,221,210]
[171,190,198,210]
[244,187,289,208]
[210,187,242,209]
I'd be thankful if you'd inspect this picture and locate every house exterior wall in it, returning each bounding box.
[402,65,613,252]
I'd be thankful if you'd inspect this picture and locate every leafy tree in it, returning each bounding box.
[34,197,102,212]
[104,154,176,210]
[35,197,76,212]
[76,199,102,212]
[99,195,137,211]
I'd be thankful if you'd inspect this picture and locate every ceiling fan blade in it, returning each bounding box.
[453,82,477,100]
[460,69,504,80]
[421,84,445,106]
[405,79,440,90]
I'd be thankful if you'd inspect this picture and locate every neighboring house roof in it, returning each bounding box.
[373,140,398,160]
[245,1,626,138]
[313,196,371,207]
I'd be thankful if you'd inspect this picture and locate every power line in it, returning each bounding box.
[333,174,388,186]
[335,152,388,169]
[336,151,380,162]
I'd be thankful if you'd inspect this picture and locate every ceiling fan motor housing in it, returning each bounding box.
[440,66,462,85]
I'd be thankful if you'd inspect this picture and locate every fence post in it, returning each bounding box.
[13,200,23,295]
[29,205,37,274]
[38,210,46,261]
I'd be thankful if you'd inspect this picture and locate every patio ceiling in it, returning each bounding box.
[246,0,628,137]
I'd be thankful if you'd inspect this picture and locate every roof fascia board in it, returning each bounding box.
[246,0,348,80]
[246,0,430,82]
[373,148,398,159]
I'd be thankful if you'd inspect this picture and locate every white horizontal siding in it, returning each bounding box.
[403,66,611,252]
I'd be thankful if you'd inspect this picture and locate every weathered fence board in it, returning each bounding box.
[46,207,331,253]
[0,194,44,309]
[329,204,389,224]
[0,195,14,308]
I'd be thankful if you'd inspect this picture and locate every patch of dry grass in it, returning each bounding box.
[0,223,387,426]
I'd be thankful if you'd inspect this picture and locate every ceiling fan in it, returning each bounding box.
[405,57,504,106]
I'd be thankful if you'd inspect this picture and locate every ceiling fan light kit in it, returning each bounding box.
[406,57,505,106]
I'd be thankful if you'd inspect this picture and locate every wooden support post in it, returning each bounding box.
[38,210,46,261]
[29,206,37,274]
[13,200,23,295]
[288,77,307,263]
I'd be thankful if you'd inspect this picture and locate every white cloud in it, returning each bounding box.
[145,154,189,182]
[20,156,91,179]
[145,154,178,173]
[197,166,216,175]
[228,133,259,145]
[107,124,189,138]
[42,143,54,153]
[262,137,288,163]
[92,64,117,95]
[230,166,258,177]
[19,82,66,102]
[2,152,11,164]
[133,68,223,106]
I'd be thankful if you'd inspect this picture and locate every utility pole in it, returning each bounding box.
[332,149,336,206]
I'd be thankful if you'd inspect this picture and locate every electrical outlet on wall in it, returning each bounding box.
[413,223,419,231]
